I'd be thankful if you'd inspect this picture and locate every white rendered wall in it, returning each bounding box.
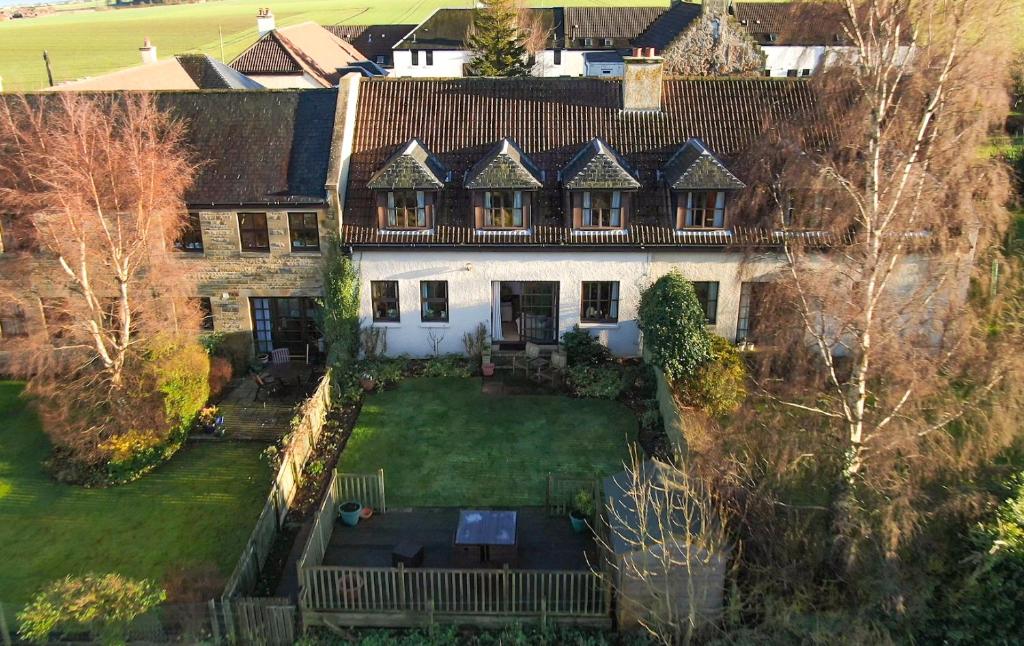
[248,73,322,88]
[392,49,469,77]
[354,248,784,357]
[762,46,826,76]
[534,50,588,77]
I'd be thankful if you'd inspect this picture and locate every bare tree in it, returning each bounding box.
[662,10,764,77]
[594,445,731,645]
[0,93,203,462]
[732,0,1019,571]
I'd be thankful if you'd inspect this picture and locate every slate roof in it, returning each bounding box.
[325,24,416,65]
[662,139,745,191]
[465,138,543,190]
[156,90,337,206]
[367,139,450,190]
[560,138,641,190]
[229,23,366,86]
[394,8,561,50]
[176,55,264,90]
[563,6,665,49]
[733,2,851,46]
[346,77,816,241]
[633,2,703,50]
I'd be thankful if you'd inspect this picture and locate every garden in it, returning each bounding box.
[0,381,272,607]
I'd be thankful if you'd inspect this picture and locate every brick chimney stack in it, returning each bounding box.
[139,38,157,65]
[621,48,663,113]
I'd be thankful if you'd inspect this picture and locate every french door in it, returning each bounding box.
[249,297,321,356]
[520,282,559,343]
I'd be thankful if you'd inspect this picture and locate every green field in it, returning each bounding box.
[0,0,664,91]
[0,381,272,606]
[338,377,636,507]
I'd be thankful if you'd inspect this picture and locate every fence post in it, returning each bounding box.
[0,601,12,646]
[208,599,221,645]
[397,563,407,610]
[222,597,236,644]
[378,468,386,512]
[502,564,511,615]
[540,597,547,630]
[426,597,434,628]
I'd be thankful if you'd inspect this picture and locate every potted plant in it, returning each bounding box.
[196,406,224,435]
[359,372,377,392]
[339,501,363,527]
[569,489,595,534]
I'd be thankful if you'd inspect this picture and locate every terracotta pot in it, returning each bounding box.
[360,377,376,392]
[482,363,496,377]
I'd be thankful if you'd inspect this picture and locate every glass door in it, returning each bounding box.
[520,282,559,343]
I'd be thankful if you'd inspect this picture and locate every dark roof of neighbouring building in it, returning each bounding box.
[394,7,562,50]
[465,138,544,190]
[157,89,337,205]
[325,24,417,63]
[345,77,816,241]
[176,54,265,90]
[563,6,666,49]
[733,2,851,46]
[633,2,703,50]
[229,24,366,85]
[662,138,745,190]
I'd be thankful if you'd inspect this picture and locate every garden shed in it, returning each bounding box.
[602,459,729,631]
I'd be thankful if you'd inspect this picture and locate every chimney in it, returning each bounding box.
[621,49,663,112]
[139,38,157,65]
[702,0,730,16]
[256,8,276,37]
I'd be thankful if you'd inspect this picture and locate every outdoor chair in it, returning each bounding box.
[270,348,290,365]
[252,372,281,402]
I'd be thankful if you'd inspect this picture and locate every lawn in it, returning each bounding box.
[337,377,637,507]
[0,0,667,91]
[0,381,272,606]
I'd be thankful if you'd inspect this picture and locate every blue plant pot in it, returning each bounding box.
[339,502,362,527]
[569,513,588,534]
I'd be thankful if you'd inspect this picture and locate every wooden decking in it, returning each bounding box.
[323,508,598,572]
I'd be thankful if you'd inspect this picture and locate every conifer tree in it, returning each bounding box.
[466,0,532,77]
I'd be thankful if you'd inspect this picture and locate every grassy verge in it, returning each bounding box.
[337,377,636,507]
[0,381,272,605]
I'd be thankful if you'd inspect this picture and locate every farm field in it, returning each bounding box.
[0,381,272,606]
[0,0,668,91]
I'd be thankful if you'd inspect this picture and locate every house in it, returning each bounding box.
[229,11,383,88]
[336,54,812,357]
[325,24,418,70]
[50,41,263,91]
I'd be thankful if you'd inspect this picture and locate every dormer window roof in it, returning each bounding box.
[465,138,543,190]
[367,138,449,190]
[560,138,641,191]
[661,139,745,191]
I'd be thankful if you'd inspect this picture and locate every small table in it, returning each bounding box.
[454,510,518,567]
[392,540,424,568]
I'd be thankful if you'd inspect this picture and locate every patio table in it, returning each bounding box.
[454,510,518,567]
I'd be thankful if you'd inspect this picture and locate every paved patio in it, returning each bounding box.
[214,366,320,442]
[323,507,598,571]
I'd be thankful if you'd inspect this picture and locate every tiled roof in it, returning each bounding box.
[231,32,303,75]
[633,2,702,50]
[156,90,337,205]
[176,55,264,90]
[733,2,851,46]
[342,224,843,249]
[465,138,543,190]
[346,77,816,232]
[560,138,641,190]
[367,139,449,190]
[324,24,416,64]
[394,8,561,50]
[563,6,664,49]
[662,139,745,191]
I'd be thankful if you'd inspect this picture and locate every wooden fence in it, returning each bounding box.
[546,474,601,517]
[297,469,387,573]
[223,369,334,598]
[300,564,610,628]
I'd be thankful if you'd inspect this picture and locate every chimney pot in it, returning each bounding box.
[256,8,276,37]
[139,37,157,65]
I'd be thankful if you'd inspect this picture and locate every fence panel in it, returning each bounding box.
[336,470,386,513]
[546,474,600,516]
[301,566,607,619]
[230,597,296,646]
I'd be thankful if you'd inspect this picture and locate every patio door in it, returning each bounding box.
[520,281,559,343]
[249,297,322,357]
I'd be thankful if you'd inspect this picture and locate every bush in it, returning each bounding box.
[358,357,406,387]
[675,335,748,418]
[18,574,165,645]
[565,363,625,399]
[320,237,361,370]
[422,354,471,378]
[462,322,490,363]
[561,325,612,366]
[200,330,253,375]
[637,271,713,382]
[207,355,233,399]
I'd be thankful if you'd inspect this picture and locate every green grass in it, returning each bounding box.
[0,0,665,91]
[338,377,636,507]
[0,381,272,606]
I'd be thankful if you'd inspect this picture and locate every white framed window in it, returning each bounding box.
[684,191,726,228]
[582,190,622,228]
[483,190,524,228]
[387,190,427,228]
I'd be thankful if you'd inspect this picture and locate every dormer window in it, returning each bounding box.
[484,190,524,228]
[603,38,613,47]
[582,191,622,228]
[584,38,594,47]
[386,190,430,228]
[682,191,726,229]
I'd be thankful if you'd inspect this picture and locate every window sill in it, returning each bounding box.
[173,251,206,258]
[419,321,450,328]
[290,249,322,255]
[372,321,402,328]
[240,250,272,256]
[579,321,620,329]
[675,228,730,235]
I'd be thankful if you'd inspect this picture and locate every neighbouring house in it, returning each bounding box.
[49,41,264,91]
[229,11,384,88]
[325,24,418,70]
